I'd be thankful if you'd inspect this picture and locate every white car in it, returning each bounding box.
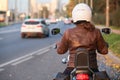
[21,19,49,38]
[63,18,72,24]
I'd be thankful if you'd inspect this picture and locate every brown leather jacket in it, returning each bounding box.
[57,23,108,69]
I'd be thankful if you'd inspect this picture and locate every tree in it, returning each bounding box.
[66,0,120,27]
[66,0,76,17]
[93,0,120,27]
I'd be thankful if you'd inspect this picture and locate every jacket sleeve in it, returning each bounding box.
[57,30,69,54]
[96,29,108,55]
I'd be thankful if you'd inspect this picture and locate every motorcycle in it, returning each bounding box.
[51,28,111,80]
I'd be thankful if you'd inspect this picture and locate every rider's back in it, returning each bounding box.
[57,22,108,69]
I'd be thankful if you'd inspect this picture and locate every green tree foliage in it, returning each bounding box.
[93,0,106,13]
[111,7,120,27]
[66,0,76,17]
[66,0,120,27]
[93,0,120,27]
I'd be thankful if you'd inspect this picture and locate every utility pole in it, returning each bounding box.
[106,0,109,27]
[90,0,93,9]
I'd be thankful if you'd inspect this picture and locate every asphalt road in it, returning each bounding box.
[0,22,73,80]
[0,22,120,80]
[0,23,54,64]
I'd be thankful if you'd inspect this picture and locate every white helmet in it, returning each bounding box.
[72,3,92,23]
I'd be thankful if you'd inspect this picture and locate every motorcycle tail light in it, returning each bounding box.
[76,73,89,80]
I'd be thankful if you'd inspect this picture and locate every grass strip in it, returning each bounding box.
[103,33,120,58]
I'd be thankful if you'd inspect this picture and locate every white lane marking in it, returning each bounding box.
[0,68,4,72]
[0,44,53,68]
[11,56,33,66]
[36,49,50,55]
[0,29,19,34]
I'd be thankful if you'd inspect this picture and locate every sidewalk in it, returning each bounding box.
[98,51,120,70]
[107,51,120,64]
[112,29,120,34]
[104,51,120,69]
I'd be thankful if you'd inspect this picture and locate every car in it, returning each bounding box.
[21,19,49,38]
[50,18,57,24]
[63,18,72,24]
[45,18,51,25]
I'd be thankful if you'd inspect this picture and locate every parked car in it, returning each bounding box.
[21,19,49,38]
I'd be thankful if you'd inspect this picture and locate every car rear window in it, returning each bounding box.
[24,21,40,25]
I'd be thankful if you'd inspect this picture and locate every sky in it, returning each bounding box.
[8,0,69,14]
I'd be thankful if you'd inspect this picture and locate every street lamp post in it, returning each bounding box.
[90,0,93,9]
[15,0,18,22]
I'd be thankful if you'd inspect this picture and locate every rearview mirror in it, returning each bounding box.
[101,28,111,34]
[51,28,60,35]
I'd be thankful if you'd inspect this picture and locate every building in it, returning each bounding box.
[0,0,8,22]
[0,0,8,11]
[37,0,58,18]
[7,0,67,19]
[29,0,38,18]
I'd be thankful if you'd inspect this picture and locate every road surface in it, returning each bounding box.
[0,22,120,80]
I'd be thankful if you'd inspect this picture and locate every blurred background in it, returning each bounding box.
[0,0,69,24]
[0,0,120,27]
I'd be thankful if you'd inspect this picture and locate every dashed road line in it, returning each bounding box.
[11,56,33,66]
[0,44,54,68]
[36,49,50,55]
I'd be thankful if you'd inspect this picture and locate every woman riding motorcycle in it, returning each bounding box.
[56,3,108,79]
